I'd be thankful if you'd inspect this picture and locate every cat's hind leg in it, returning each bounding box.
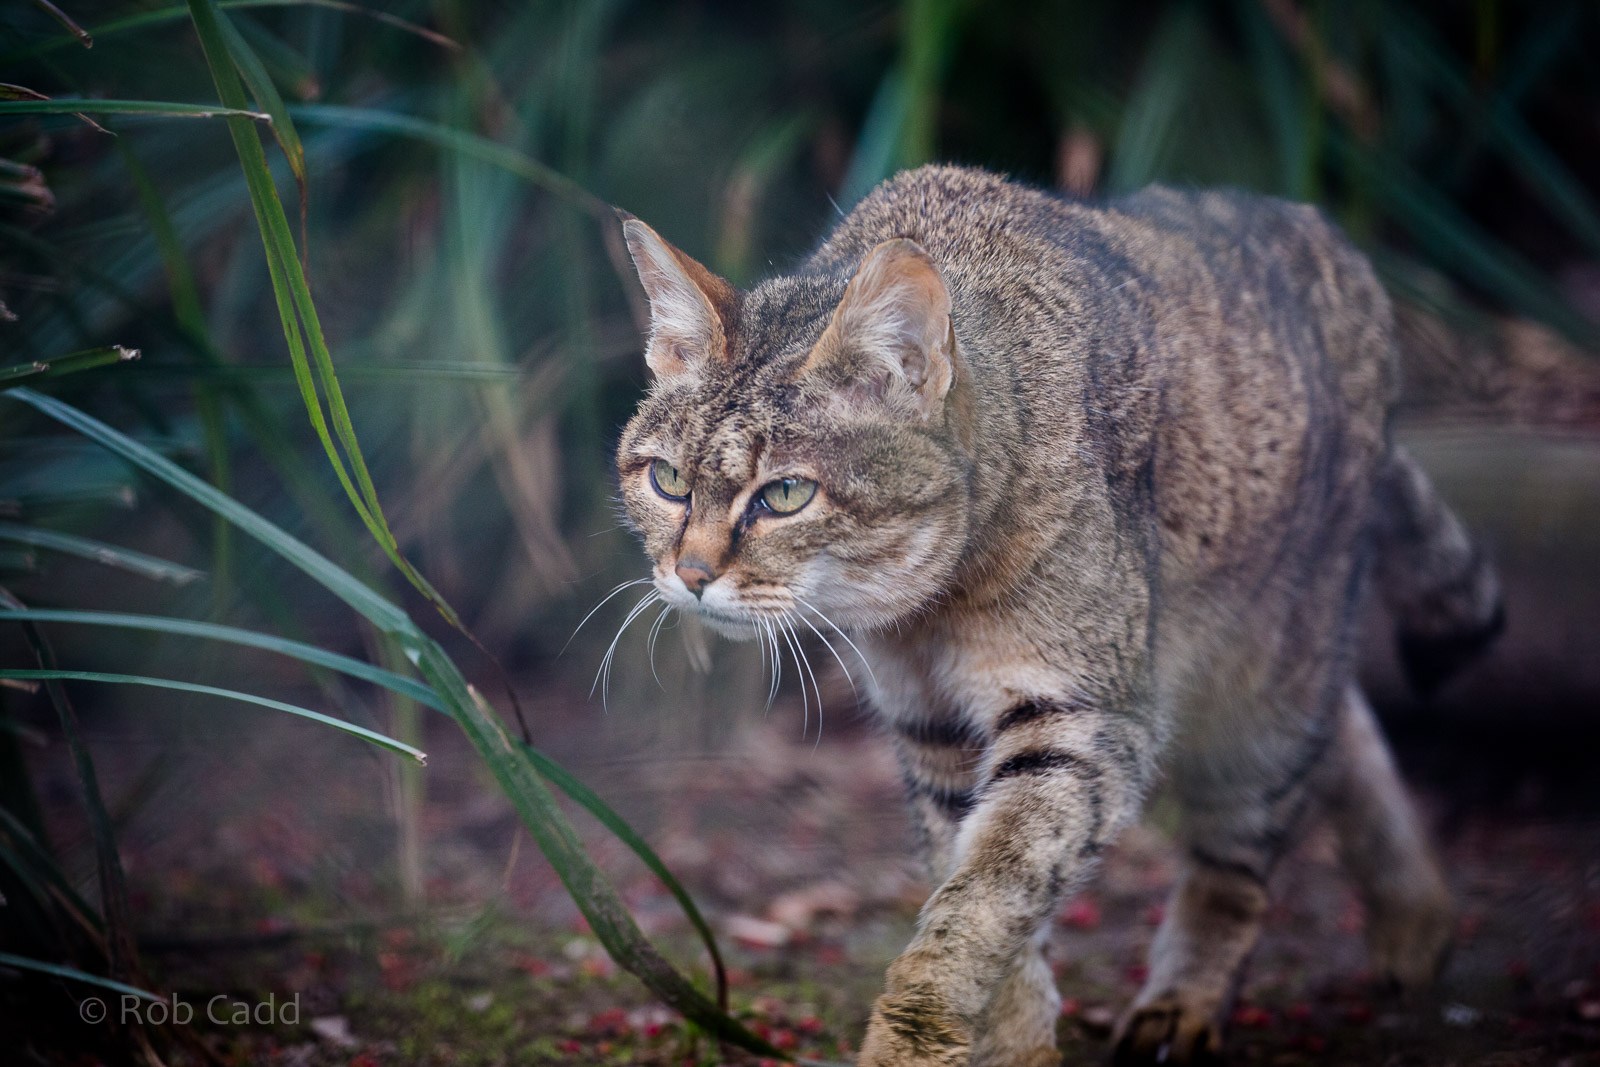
[1111,841,1269,1065]
[1325,685,1453,989]
[1114,693,1337,1065]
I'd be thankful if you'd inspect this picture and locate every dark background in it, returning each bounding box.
[2,1,1598,1063]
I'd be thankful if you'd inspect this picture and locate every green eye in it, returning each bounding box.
[758,477,817,515]
[650,459,689,500]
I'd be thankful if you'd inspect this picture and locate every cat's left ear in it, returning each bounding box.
[807,237,955,418]
[617,210,737,381]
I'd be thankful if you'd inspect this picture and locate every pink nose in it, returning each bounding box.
[674,557,717,596]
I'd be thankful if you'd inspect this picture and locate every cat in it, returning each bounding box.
[613,165,1503,1066]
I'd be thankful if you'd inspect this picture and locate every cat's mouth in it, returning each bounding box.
[683,601,768,641]
[650,566,812,640]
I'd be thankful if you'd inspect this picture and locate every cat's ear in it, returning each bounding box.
[811,237,955,417]
[617,210,736,381]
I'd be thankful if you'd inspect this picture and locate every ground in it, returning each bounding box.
[8,662,1600,1066]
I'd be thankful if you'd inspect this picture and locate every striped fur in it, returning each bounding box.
[615,166,1500,1065]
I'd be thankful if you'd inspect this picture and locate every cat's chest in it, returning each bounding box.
[860,617,1091,730]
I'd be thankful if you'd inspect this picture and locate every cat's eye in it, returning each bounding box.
[758,477,817,515]
[650,459,689,500]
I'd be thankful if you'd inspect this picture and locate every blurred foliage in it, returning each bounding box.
[3,0,1598,646]
[1,0,1598,1054]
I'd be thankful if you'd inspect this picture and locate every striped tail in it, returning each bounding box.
[1372,448,1505,698]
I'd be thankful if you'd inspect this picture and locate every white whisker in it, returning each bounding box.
[795,594,878,693]
[592,590,661,708]
[775,615,809,737]
[646,602,674,689]
[792,605,857,699]
[762,618,781,711]
[782,612,824,745]
[789,612,826,748]
[565,577,653,655]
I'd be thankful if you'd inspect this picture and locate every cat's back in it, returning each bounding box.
[817,166,1396,582]
[1105,184,1396,579]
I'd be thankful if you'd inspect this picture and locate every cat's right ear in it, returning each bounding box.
[616,210,736,381]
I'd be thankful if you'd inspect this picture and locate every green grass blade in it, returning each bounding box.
[432,670,781,1056]
[217,9,307,190]
[839,71,909,208]
[0,0,458,66]
[838,0,967,206]
[0,952,163,1003]
[0,609,444,711]
[521,742,730,1011]
[0,807,104,939]
[187,0,471,632]
[289,103,608,216]
[187,0,386,542]
[0,523,203,585]
[1387,10,1600,260]
[2,594,141,984]
[1108,3,1204,194]
[1329,130,1599,347]
[2,387,782,1058]
[0,99,269,121]
[0,346,139,390]
[0,670,426,764]
[5,388,410,632]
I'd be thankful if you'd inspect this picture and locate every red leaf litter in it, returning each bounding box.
[1230,1004,1275,1029]
[1059,896,1102,930]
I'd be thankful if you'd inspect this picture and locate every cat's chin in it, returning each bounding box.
[687,606,766,641]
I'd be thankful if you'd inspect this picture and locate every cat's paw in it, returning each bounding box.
[1111,995,1224,1066]
[1367,885,1454,991]
[857,987,972,1067]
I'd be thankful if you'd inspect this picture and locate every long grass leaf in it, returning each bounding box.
[840,71,908,208]
[6,388,410,632]
[0,807,104,940]
[521,743,730,1011]
[1329,130,1598,347]
[1,595,140,986]
[0,601,736,1020]
[0,952,163,1002]
[0,523,203,585]
[0,669,426,763]
[0,0,458,66]
[2,387,782,1058]
[1108,4,1204,193]
[217,9,306,190]
[0,346,138,390]
[0,99,268,121]
[289,103,607,217]
[435,676,780,1055]
[0,608,442,711]
[1386,9,1600,260]
[187,0,471,633]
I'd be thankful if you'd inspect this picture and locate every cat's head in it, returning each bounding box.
[614,213,973,639]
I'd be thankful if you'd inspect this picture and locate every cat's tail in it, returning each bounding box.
[1371,447,1505,698]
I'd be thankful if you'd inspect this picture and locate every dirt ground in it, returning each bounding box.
[8,663,1600,1066]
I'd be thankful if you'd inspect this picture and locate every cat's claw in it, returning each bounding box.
[1111,997,1224,1067]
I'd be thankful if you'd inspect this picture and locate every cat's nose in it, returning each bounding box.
[674,557,717,597]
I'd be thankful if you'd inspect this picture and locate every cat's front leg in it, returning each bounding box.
[859,699,1154,1067]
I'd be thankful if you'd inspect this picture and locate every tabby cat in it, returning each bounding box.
[613,166,1502,1066]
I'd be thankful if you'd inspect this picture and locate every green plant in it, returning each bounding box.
[2,0,1595,1059]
